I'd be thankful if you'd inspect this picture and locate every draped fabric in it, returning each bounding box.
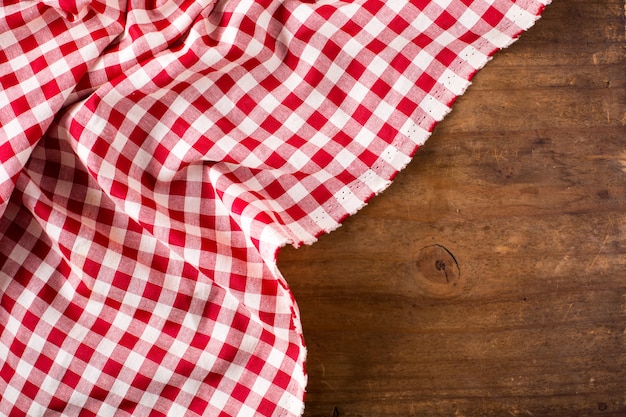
[0,0,547,415]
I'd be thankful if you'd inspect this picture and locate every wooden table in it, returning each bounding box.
[278,0,626,415]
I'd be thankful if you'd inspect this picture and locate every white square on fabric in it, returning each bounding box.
[291,3,315,23]
[352,125,375,147]
[251,376,272,397]
[410,12,434,32]
[0,163,11,187]
[7,53,29,76]
[299,43,321,67]
[258,93,282,115]
[92,276,113,300]
[183,245,202,267]
[123,200,142,223]
[39,374,61,398]
[239,404,258,416]
[326,62,345,84]
[3,385,22,410]
[372,100,397,125]
[7,241,30,266]
[27,332,47,355]
[83,298,105,318]
[308,206,334,231]
[433,0,453,9]
[124,351,145,373]
[507,3,537,27]
[211,95,236,118]
[97,402,122,416]
[108,378,132,399]
[72,235,92,259]
[277,390,301,414]
[401,118,430,145]
[238,116,261,136]
[27,397,50,417]
[459,45,487,69]
[225,362,245,382]
[138,390,160,410]
[183,193,202,217]
[29,100,54,126]
[240,151,265,168]
[209,389,230,410]
[97,159,117,183]
[347,81,369,103]
[283,71,304,91]
[363,16,387,37]
[40,305,63,330]
[259,225,286,248]
[82,364,103,385]
[439,68,468,95]
[414,49,435,71]
[1,117,23,141]
[180,377,203,398]
[195,346,219,373]
[133,147,154,171]
[214,135,239,155]
[119,100,145,126]
[304,88,327,110]
[334,148,356,169]
[368,55,388,77]
[342,37,363,59]
[421,94,449,120]
[458,7,482,29]
[244,38,266,62]
[211,321,231,343]
[238,72,260,94]
[483,27,510,47]
[66,388,89,410]
[140,322,164,345]
[435,30,457,49]
[286,149,310,171]
[131,66,159,92]
[154,209,172,231]
[282,181,309,203]
[334,185,358,207]
[168,339,189,357]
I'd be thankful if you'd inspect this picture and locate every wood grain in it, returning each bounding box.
[277,0,626,416]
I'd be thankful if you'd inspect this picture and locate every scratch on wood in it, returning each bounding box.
[321,380,336,391]
[562,303,574,322]
[554,254,570,276]
[586,234,610,271]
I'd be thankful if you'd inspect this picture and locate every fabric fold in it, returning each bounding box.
[0,0,125,217]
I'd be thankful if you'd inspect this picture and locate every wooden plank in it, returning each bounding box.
[469,64,626,90]
[278,0,626,416]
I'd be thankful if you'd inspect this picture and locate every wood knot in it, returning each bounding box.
[414,244,462,297]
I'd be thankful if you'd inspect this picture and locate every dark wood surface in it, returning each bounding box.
[277,0,626,416]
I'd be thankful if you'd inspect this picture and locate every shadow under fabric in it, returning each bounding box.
[0,0,549,415]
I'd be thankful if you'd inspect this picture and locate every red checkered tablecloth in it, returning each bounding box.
[0,0,548,415]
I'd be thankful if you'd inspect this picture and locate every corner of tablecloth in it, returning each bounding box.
[275,0,552,252]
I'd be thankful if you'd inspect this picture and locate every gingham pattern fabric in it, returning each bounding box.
[0,0,548,415]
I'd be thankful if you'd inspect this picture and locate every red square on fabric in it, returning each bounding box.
[483,6,506,26]
[10,95,30,116]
